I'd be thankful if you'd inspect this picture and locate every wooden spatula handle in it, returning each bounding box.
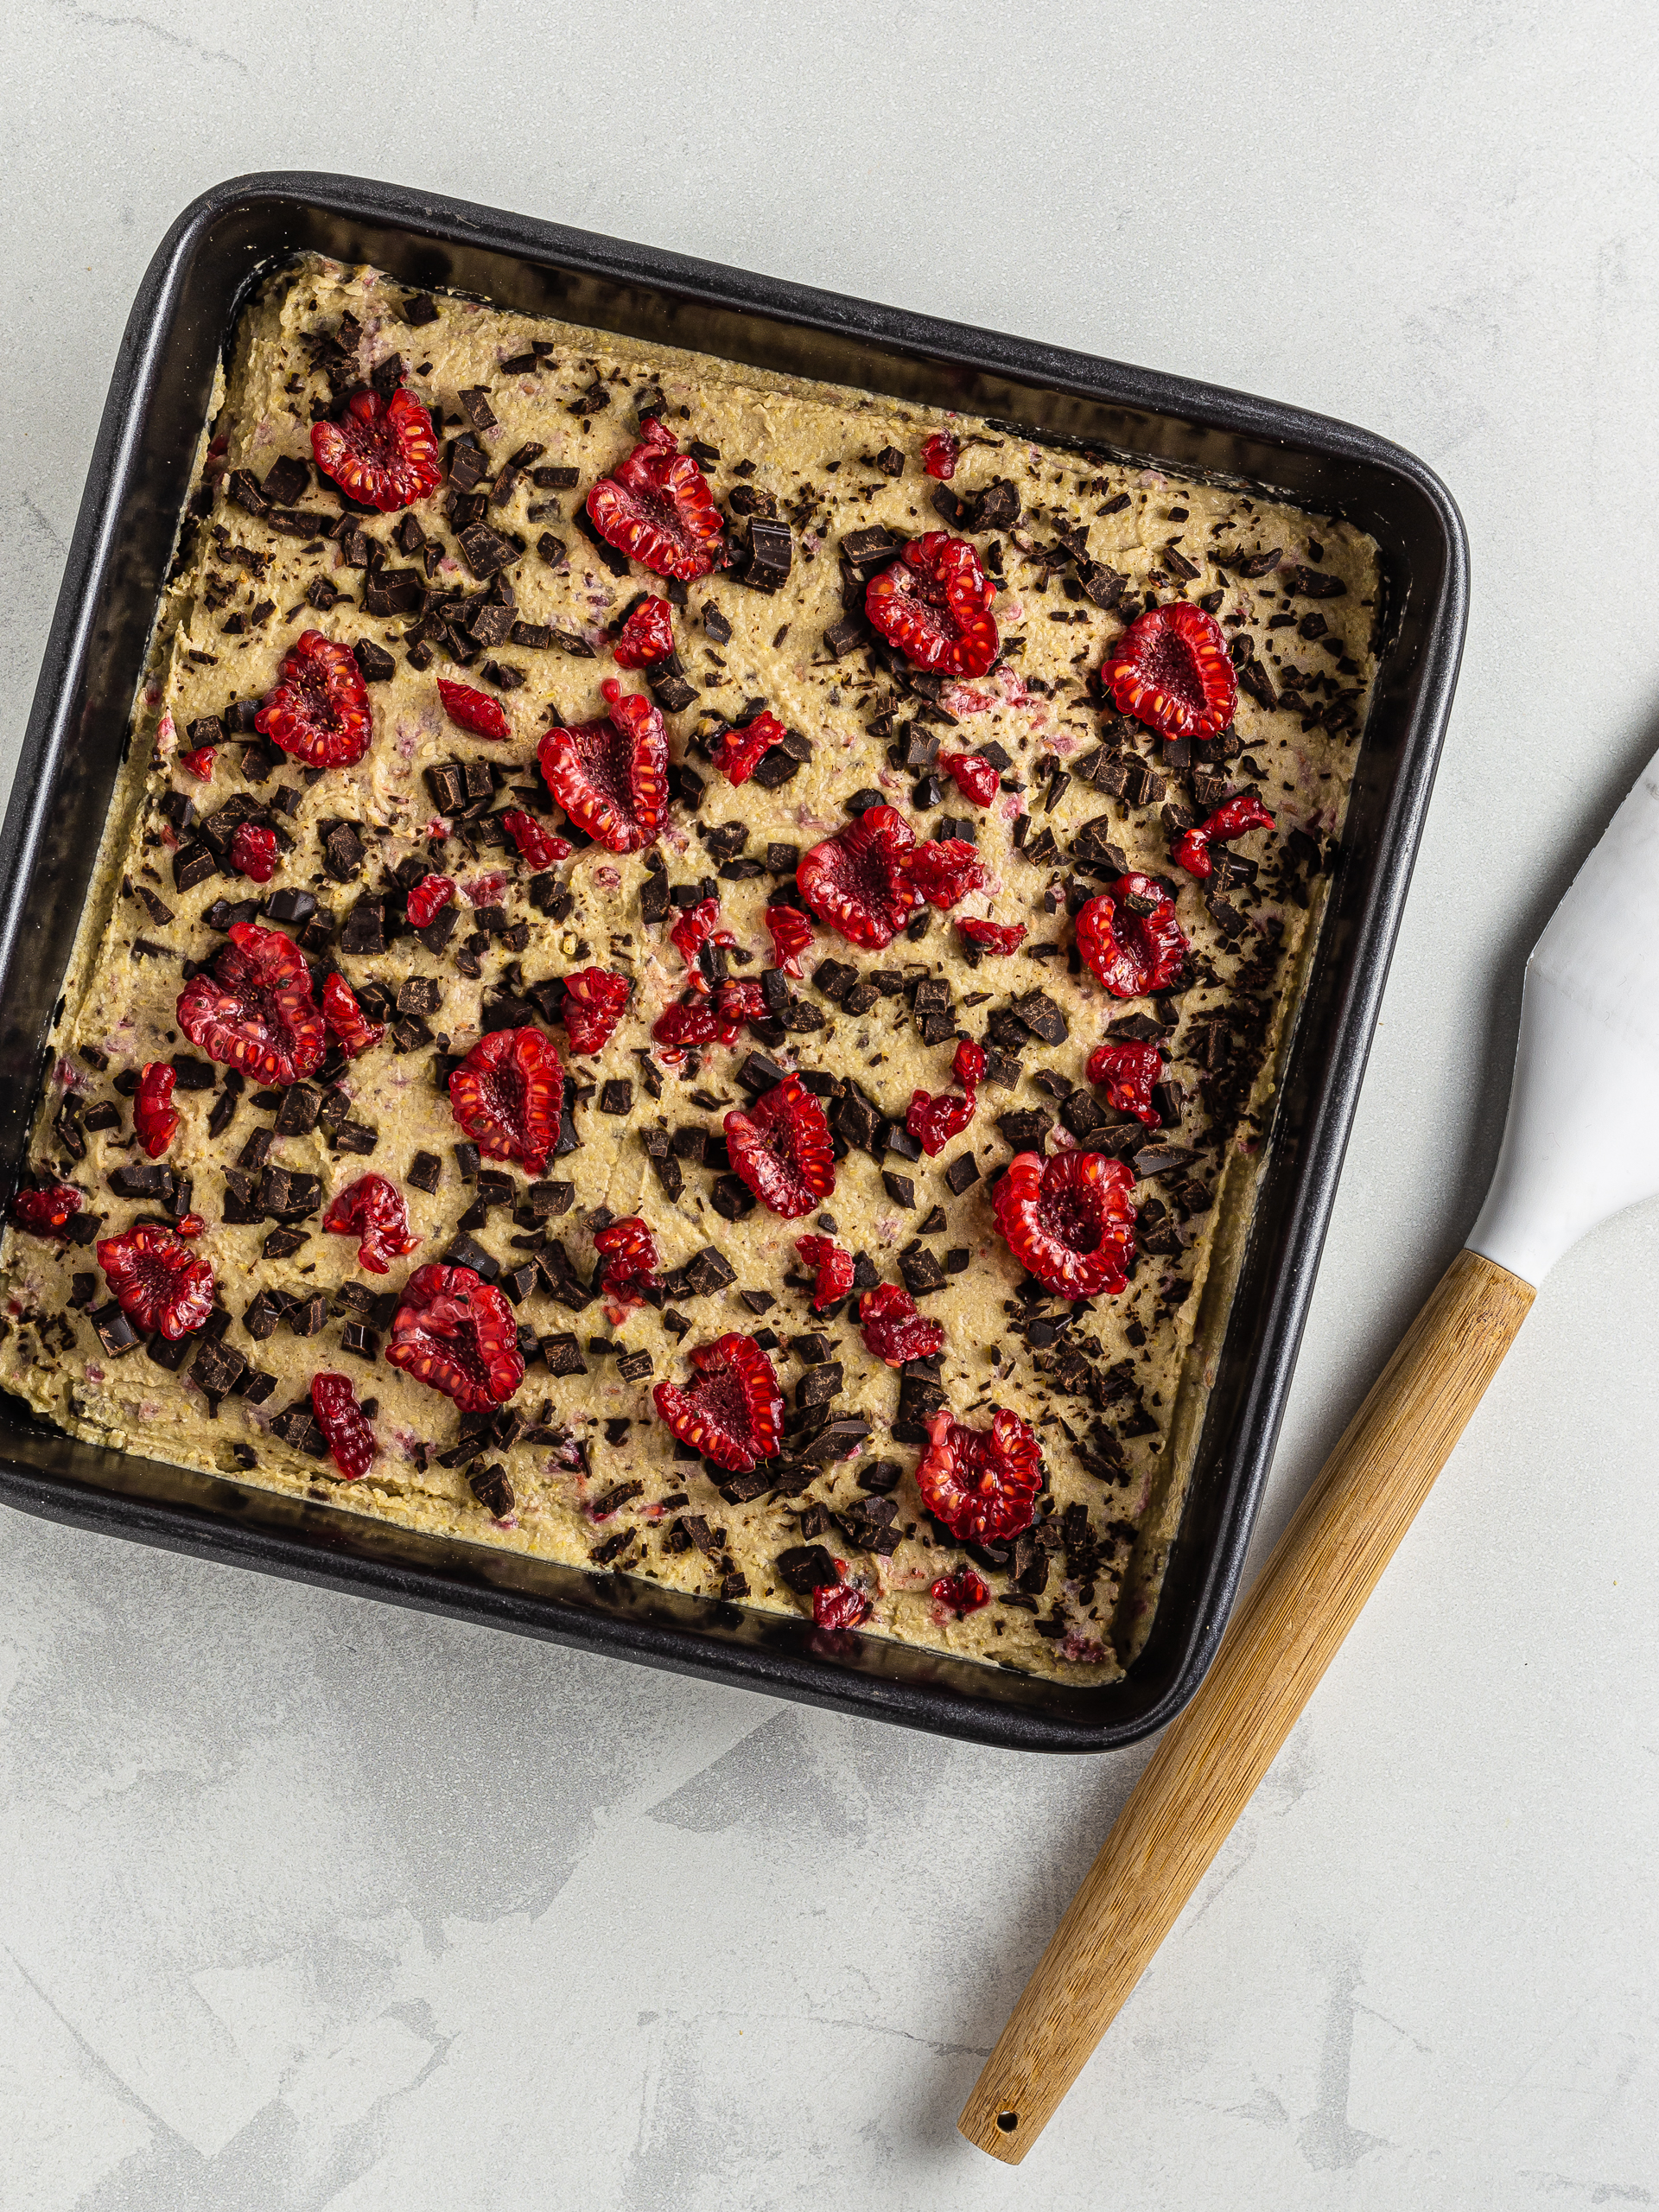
[958,1247,1535,2164]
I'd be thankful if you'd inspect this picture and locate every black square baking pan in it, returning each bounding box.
[0,172,1466,1751]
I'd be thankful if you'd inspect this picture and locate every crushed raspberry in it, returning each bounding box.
[174,1212,207,1237]
[254,631,372,769]
[229,822,278,883]
[795,1234,855,1311]
[1103,601,1237,742]
[710,708,787,787]
[310,385,442,512]
[500,809,569,868]
[906,1084,976,1157]
[670,896,738,991]
[918,1408,1042,1544]
[940,750,999,804]
[956,916,1026,954]
[322,1173,419,1274]
[612,595,676,668]
[1076,873,1189,998]
[594,1215,659,1316]
[405,873,455,928]
[724,1075,836,1218]
[176,919,325,1085]
[132,1063,179,1158]
[993,1148,1137,1299]
[562,967,632,1055]
[953,1038,986,1091]
[865,531,998,678]
[931,1566,992,1618]
[798,804,919,950]
[178,745,216,781]
[911,836,989,909]
[652,998,718,1054]
[921,431,960,480]
[321,971,385,1058]
[1173,791,1275,878]
[586,417,726,581]
[537,681,667,853]
[385,1262,524,1411]
[713,978,766,1039]
[10,1183,82,1239]
[448,1027,563,1177]
[461,871,508,909]
[652,1332,783,1471]
[310,1370,377,1478]
[437,679,511,741]
[1087,1039,1164,1125]
[764,903,815,976]
[97,1223,214,1341]
[813,1582,871,1630]
[859,1281,946,1366]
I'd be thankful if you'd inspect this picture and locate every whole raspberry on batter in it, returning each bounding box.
[652,1332,783,1471]
[537,683,668,853]
[1076,874,1188,999]
[310,386,441,512]
[448,1027,564,1178]
[724,1076,835,1218]
[254,631,372,769]
[865,532,998,678]
[385,1262,524,1411]
[915,1407,1043,1545]
[993,1149,1137,1300]
[1103,601,1237,742]
[586,417,725,580]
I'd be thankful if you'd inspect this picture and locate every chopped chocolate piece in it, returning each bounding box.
[898,1243,947,1295]
[90,1302,140,1357]
[445,1232,499,1279]
[996,1109,1052,1151]
[942,1151,980,1195]
[340,899,385,957]
[270,1402,329,1458]
[1011,989,1069,1046]
[457,520,516,577]
[615,1348,653,1382]
[881,1170,916,1209]
[1131,1143,1201,1179]
[543,1332,587,1376]
[599,1078,633,1116]
[776,1544,838,1593]
[274,1081,323,1136]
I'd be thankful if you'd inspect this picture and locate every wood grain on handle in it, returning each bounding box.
[958,1248,1535,2164]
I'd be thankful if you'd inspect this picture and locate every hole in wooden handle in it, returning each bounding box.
[995,2111,1019,2133]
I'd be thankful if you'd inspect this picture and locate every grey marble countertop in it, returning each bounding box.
[3,4,1656,2206]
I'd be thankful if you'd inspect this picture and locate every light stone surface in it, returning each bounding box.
[2,3,1657,2207]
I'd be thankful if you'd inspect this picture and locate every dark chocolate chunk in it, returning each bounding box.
[615,1348,653,1382]
[710,1175,755,1221]
[90,1302,140,1357]
[776,1544,838,1594]
[1011,989,1069,1046]
[898,1243,946,1295]
[881,1170,916,1209]
[599,1079,633,1116]
[340,899,385,957]
[543,1332,587,1376]
[274,1082,323,1136]
[942,1151,980,1195]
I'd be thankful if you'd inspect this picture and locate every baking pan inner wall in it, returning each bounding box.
[0,177,1461,1751]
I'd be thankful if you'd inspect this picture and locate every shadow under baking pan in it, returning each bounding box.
[0,172,1467,1752]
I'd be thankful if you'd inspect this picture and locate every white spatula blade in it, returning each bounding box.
[1469,745,1659,1286]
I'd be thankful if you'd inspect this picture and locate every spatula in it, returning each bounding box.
[957,741,1659,2164]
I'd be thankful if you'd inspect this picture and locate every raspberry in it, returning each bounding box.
[254,631,372,769]
[865,532,998,679]
[910,836,988,910]
[1173,791,1275,878]
[612,595,676,668]
[229,822,278,883]
[956,916,1026,954]
[813,1582,871,1630]
[652,1332,783,1471]
[500,809,569,868]
[537,681,668,853]
[178,745,216,780]
[562,967,632,1055]
[448,1027,563,1177]
[594,1215,659,1315]
[953,1038,986,1091]
[310,1370,378,1478]
[1086,1040,1164,1125]
[764,904,815,977]
[859,1281,946,1367]
[906,1084,976,1158]
[794,1234,855,1311]
[176,919,325,1086]
[322,1173,420,1274]
[310,386,442,512]
[10,1182,82,1239]
[175,1213,207,1238]
[97,1223,215,1341]
[798,804,919,951]
[931,1566,991,1618]
[132,1063,179,1157]
[404,874,454,931]
[724,1075,836,1218]
[586,417,726,581]
[385,1262,524,1411]
[670,897,737,991]
[915,1407,1042,1545]
[1103,601,1237,742]
[461,871,509,909]
[436,679,509,741]
[713,978,766,1041]
[320,971,384,1058]
[652,998,718,1054]
[921,431,960,480]
[993,1148,1137,1299]
[940,750,1000,804]
[1076,874,1189,998]
[709,708,787,787]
